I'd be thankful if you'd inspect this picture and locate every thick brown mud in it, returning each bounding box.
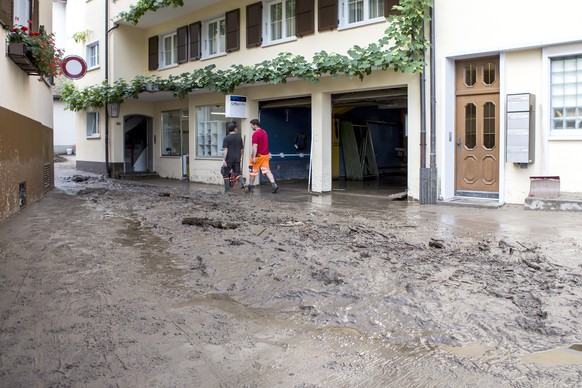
[0,156,581,387]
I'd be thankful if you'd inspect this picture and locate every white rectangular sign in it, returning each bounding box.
[225,95,247,118]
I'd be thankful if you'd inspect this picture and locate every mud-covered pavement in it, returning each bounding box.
[1,156,581,387]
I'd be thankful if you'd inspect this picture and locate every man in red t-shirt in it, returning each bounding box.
[247,118,278,193]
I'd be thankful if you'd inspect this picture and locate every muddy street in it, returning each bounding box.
[0,156,581,387]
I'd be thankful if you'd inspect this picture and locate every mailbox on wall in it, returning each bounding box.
[506,93,535,164]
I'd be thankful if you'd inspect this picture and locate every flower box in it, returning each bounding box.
[7,43,40,76]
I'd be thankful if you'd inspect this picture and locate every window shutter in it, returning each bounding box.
[189,22,201,60]
[31,0,39,31]
[384,0,401,16]
[296,0,314,37]
[0,0,12,27]
[225,8,240,52]
[148,36,158,71]
[246,2,262,48]
[318,0,337,32]
[177,25,188,64]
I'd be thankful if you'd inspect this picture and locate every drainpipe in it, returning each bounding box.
[430,3,436,171]
[427,1,437,204]
[104,0,119,178]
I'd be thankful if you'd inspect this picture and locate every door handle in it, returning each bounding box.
[457,137,461,152]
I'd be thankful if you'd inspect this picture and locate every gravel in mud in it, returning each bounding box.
[0,156,581,387]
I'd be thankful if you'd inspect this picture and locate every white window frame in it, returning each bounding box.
[86,111,100,138]
[262,0,296,46]
[12,0,30,26]
[196,105,227,158]
[338,0,385,30]
[160,32,178,69]
[202,16,226,59]
[544,43,582,140]
[161,110,185,156]
[86,40,100,70]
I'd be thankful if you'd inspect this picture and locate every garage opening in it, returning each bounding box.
[258,88,408,195]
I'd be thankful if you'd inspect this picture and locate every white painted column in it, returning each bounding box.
[310,91,332,193]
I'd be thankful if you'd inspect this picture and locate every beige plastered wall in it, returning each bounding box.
[0,0,54,223]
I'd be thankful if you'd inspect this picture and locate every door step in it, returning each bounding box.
[118,172,160,180]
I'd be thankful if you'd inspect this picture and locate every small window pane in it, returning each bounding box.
[349,0,364,23]
[464,64,477,87]
[483,102,496,149]
[483,62,496,85]
[465,103,476,149]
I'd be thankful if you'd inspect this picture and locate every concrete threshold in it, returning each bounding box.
[524,192,582,211]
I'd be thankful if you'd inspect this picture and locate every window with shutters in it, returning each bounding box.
[2,0,38,31]
[339,0,386,29]
[202,16,226,59]
[160,32,177,68]
[263,0,296,46]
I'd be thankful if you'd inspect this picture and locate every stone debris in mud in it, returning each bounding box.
[0,158,581,387]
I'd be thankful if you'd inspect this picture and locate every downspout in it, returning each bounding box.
[104,0,119,178]
[429,3,436,171]
[104,0,110,177]
[419,13,427,169]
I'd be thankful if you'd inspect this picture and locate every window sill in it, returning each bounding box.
[86,135,101,139]
[548,131,582,141]
[262,36,297,48]
[201,52,227,61]
[338,17,387,31]
[158,63,179,71]
[87,65,100,71]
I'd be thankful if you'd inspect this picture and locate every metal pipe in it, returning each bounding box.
[104,0,110,177]
[419,20,427,169]
[429,2,436,169]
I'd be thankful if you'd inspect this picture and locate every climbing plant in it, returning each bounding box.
[62,0,432,111]
[116,0,184,26]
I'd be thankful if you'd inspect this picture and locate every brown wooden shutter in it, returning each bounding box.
[384,0,401,16]
[189,21,201,60]
[318,0,337,31]
[31,0,39,31]
[225,8,240,52]
[296,0,314,37]
[177,25,188,63]
[246,2,262,48]
[0,0,12,27]
[148,36,158,70]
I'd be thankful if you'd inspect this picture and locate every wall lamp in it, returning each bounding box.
[107,102,120,118]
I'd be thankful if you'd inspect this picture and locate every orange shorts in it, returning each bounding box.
[249,154,271,177]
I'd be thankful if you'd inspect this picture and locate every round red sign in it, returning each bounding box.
[61,56,87,80]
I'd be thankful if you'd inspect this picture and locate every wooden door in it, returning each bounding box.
[455,57,500,195]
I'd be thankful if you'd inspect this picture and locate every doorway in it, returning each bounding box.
[124,115,153,173]
[455,57,500,197]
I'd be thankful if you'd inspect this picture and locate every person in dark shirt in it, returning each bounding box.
[221,122,245,193]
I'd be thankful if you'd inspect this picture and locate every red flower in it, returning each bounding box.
[21,26,28,31]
